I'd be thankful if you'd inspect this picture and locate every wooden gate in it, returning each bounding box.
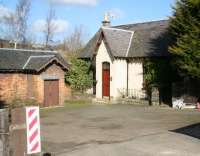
[44,80,59,107]
[102,62,110,97]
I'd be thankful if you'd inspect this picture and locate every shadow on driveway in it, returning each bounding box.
[170,123,200,139]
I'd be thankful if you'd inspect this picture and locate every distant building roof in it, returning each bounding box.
[80,20,171,59]
[0,48,69,72]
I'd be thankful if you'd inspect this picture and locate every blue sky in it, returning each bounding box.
[1,0,175,43]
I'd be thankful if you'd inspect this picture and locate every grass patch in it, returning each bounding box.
[40,99,91,117]
[65,99,91,108]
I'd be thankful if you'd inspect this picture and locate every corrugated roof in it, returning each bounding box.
[0,48,69,72]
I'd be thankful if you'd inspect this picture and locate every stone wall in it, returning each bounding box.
[38,62,71,106]
[95,40,113,98]
[0,73,28,104]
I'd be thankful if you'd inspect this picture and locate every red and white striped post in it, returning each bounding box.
[26,107,41,155]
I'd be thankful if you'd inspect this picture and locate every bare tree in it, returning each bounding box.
[63,25,88,57]
[15,0,31,43]
[0,3,15,39]
[2,0,31,44]
[44,7,57,48]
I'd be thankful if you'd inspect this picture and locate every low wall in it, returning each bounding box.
[0,109,9,156]
[172,79,200,103]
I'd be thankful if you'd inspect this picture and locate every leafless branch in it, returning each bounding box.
[63,25,88,57]
[15,0,31,43]
[2,0,31,44]
[44,7,57,48]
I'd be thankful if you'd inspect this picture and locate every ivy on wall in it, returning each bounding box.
[143,58,178,105]
[143,58,174,88]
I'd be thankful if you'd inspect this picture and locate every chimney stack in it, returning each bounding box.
[102,12,110,27]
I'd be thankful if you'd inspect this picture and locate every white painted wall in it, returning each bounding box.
[112,59,127,98]
[96,40,112,98]
[95,41,144,99]
[128,61,144,94]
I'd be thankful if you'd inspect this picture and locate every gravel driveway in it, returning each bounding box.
[41,104,200,156]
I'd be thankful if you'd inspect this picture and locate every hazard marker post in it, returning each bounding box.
[26,107,41,155]
[10,107,41,156]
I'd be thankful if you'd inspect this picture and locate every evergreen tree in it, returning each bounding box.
[169,0,200,78]
[65,58,93,92]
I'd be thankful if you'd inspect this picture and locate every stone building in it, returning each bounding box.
[80,16,170,101]
[0,48,71,107]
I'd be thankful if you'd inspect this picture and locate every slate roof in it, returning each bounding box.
[102,28,133,57]
[0,48,69,72]
[80,30,101,59]
[80,20,171,59]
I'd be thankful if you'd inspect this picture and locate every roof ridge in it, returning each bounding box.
[112,19,169,28]
[126,31,134,57]
[0,48,57,53]
[102,27,134,33]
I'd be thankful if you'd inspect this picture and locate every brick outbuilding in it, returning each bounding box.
[0,48,71,107]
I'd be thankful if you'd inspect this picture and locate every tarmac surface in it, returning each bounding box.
[41,104,200,156]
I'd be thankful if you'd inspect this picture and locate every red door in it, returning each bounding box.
[102,62,110,97]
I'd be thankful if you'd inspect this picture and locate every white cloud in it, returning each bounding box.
[33,19,69,33]
[108,8,124,20]
[0,5,13,19]
[53,19,69,33]
[33,20,46,32]
[47,0,98,6]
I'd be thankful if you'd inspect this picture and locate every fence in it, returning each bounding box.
[118,88,147,99]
